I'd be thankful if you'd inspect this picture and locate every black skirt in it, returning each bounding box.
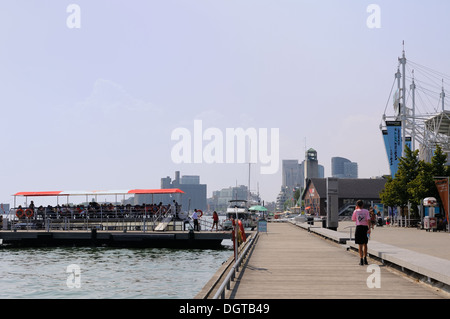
[355,225,369,244]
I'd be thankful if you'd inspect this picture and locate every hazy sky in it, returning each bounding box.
[1,0,450,206]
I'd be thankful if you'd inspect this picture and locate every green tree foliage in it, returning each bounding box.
[294,188,301,203]
[432,144,450,177]
[407,160,435,214]
[380,144,449,217]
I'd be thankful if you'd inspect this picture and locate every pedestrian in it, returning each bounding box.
[369,207,376,230]
[352,200,371,266]
[192,209,199,231]
[211,211,219,231]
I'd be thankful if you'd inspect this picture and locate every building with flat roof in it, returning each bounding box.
[135,171,207,211]
[301,178,386,216]
[332,157,358,178]
[208,185,260,212]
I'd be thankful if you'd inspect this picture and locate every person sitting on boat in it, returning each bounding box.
[46,205,56,219]
[36,205,45,219]
[76,205,86,217]
[58,205,67,217]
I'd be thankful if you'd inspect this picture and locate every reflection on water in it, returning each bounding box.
[0,246,232,299]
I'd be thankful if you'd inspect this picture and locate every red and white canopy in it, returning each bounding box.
[13,189,184,197]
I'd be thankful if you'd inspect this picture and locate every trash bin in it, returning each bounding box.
[322,219,327,228]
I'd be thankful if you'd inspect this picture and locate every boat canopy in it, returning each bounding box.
[13,189,185,197]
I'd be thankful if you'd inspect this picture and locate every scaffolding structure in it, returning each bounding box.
[381,45,450,176]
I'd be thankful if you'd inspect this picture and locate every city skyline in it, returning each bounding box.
[1,1,450,206]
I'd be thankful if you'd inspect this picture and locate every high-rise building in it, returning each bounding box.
[135,171,207,211]
[331,157,358,178]
[282,160,303,190]
[207,185,260,212]
[277,148,324,210]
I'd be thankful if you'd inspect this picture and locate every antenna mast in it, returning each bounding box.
[410,69,416,151]
[399,41,407,157]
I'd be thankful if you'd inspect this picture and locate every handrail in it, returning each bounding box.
[5,206,182,232]
[5,206,227,233]
[343,225,355,240]
[213,233,257,299]
[198,217,223,231]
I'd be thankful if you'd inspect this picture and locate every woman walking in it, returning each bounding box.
[352,200,371,266]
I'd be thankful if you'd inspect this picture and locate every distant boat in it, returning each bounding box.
[222,200,257,231]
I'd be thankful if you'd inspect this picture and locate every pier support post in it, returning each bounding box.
[91,228,98,245]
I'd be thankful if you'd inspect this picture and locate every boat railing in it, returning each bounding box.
[150,205,175,230]
[4,204,185,232]
[199,217,223,231]
[3,206,227,232]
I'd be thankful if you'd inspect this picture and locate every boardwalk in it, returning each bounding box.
[227,222,448,299]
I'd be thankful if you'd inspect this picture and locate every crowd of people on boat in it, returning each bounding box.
[14,200,181,220]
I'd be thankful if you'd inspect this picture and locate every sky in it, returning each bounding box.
[1,0,450,206]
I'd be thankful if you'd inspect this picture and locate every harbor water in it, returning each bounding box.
[0,244,233,299]
[0,214,234,299]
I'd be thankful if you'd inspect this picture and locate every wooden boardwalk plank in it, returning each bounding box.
[229,223,447,299]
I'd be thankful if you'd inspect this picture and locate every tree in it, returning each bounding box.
[380,145,420,209]
[407,160,435,217]
[431,144,449,177]
[429,144,450,210]
[380,176,402,207]
[293,188,301,204]
[380,144,450,218]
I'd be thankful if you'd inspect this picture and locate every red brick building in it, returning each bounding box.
[301,178,387,217]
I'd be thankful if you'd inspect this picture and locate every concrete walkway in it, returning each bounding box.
[227,222,449,299]
[337,220,450,261]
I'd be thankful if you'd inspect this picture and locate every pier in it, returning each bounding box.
[2,188,238,249]
[197,221,450,299]
[0,229,232,249]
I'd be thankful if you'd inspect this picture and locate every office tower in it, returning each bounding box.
[331,157,358,178]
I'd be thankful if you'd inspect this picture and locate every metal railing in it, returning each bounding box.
[213,233,257,299]
[344,225,355,241]
[4,207,224,232]
[4,205,182,231]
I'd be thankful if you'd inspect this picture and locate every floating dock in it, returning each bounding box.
[0,230,232,249]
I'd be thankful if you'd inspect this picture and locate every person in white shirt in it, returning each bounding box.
[192,209,199,231]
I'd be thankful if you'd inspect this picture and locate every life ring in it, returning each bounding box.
[232,219,247,254]
[161,206,167,214]
[25,209,34,218]
[238,220,246,242]
[16,209,24,218]
[152,205,158,213]
[197,210,203,218]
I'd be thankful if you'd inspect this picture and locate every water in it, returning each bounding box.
[0,245,233,299]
